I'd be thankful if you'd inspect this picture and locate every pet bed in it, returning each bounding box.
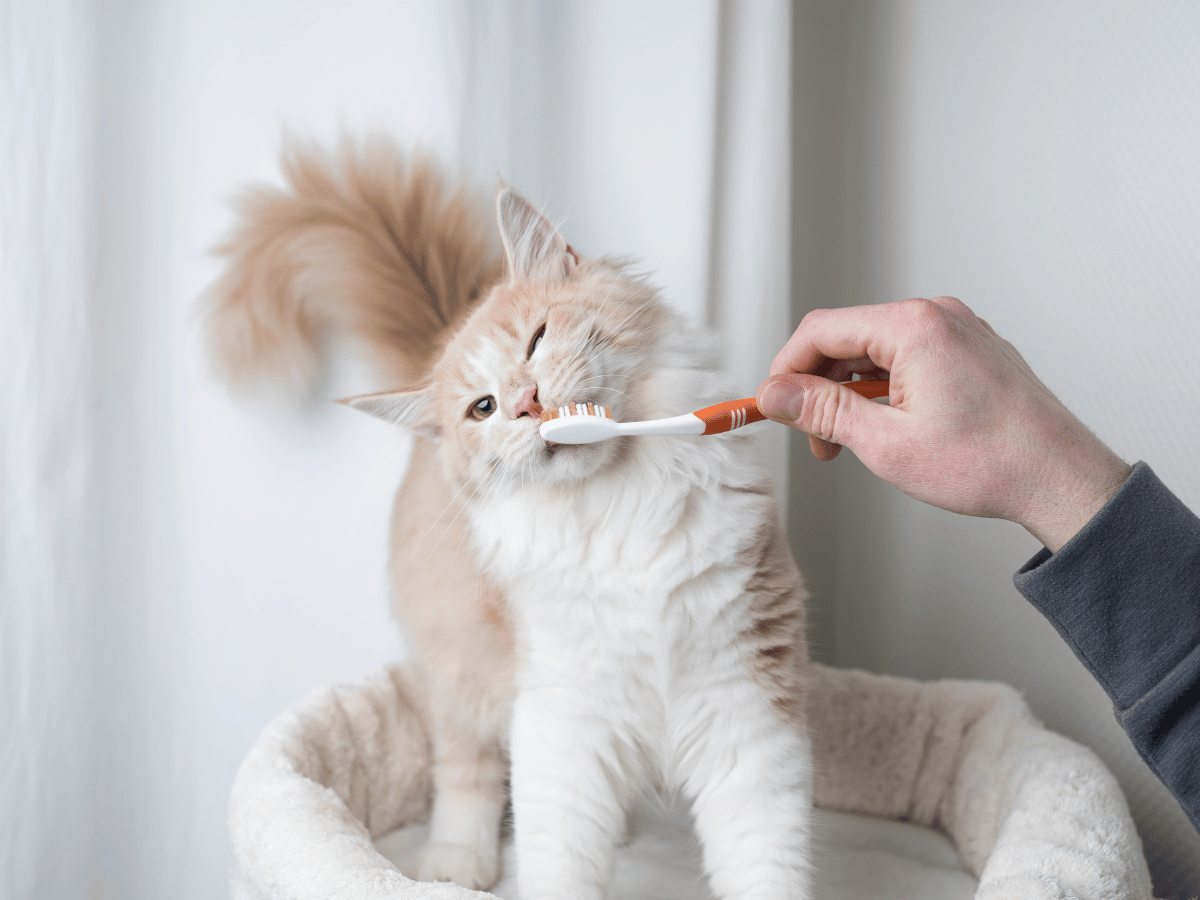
[229,662,1152,899]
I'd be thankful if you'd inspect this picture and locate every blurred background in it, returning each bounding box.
[3,1,1198,897]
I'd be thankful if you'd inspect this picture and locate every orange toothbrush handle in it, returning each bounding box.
[698,381,889,435]
[694,399,767,435]
[844,379,890,400]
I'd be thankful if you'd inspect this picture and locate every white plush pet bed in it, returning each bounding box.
[229,663,1152,900]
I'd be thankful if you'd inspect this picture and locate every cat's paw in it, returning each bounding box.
[417,841,499,890]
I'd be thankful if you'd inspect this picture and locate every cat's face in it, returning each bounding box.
[348,186,666,496]
[431,272,664,491]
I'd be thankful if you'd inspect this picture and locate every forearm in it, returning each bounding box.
[1013,462,1200,832]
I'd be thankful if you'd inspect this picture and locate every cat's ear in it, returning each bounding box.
[339,387,441,439]
[496,181,578,282]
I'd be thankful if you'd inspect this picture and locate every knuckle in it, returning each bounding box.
[930,294,964,309]
[900,296,941,323]
[809,386,847,444]
[900,296,950,338]
[798,306,834,332]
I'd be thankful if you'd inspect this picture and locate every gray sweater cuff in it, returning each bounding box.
[1013,462,1200,709]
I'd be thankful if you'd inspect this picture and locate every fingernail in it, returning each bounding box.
[759,381,805,422]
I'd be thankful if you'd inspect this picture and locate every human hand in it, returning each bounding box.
[756,297,1132,552]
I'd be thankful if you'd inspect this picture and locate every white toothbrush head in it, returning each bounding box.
[539,403,618,444]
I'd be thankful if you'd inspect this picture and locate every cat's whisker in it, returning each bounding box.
[565,386,636,406]
[600,289,656,336]
[479,460,513,500]
[573,371,643,384]
[445,470,510,590]
[565,269,646,358]
[408,462,508,584]
[404,463,490,566]
[408,481,492,584]
[548,289,658,390]
[564,314,603,360]
[584,386,636,403]
[572,297,651,359]
[596,261,636,308]
[571,374,645,393]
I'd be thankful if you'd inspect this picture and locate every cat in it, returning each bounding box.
[206,138,813,899]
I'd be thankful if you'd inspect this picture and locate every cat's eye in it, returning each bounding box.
[527,324,546,359]
[468,395,497,421]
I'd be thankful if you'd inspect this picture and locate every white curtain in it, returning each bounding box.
[1,2,790,897]
[2,0,98,896]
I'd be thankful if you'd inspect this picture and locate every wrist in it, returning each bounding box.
[1020,449,1133,553]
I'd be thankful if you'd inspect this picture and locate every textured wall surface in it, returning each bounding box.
[790,2,1200,895]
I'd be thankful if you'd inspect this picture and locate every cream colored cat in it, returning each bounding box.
[207,139,813,899]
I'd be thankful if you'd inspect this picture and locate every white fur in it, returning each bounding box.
[466,320,813,900]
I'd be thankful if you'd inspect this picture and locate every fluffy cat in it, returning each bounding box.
[206,139,813,899]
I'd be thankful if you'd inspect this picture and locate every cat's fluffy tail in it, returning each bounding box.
[204,138,503,391]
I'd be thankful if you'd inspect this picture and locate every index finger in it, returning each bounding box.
[769,302,917,377]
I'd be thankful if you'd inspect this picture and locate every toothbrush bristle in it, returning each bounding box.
[539,402,613,423]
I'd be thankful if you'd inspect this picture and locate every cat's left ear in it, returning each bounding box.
[496,181,579,282]
[339,387,441,439]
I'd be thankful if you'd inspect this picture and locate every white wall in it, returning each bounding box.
[790,2,1200,895]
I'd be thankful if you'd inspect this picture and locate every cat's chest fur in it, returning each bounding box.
[468,439,772,674]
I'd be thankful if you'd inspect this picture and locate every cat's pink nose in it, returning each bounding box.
[513,384,542,419]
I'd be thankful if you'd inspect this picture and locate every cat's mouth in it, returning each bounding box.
[541,437,577,457]
[539,398,602,452]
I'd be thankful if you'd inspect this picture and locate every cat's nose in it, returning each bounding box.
[513,384,542,419]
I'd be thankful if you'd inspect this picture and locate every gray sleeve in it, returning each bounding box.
[1013,462,1200,833]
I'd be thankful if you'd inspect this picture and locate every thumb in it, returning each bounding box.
[756,375,886,461]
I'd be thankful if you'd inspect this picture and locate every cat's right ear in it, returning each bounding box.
[339,387,441,439]
[496,180,578,282]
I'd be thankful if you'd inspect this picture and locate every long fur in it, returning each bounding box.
[205,137,504,390]
[205,139,813,899]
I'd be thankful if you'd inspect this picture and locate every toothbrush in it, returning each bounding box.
[539,379,890,444]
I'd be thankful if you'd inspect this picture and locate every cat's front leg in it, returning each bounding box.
[687,706,814,900]
[417,724,506,889]
[509,688,631,900]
